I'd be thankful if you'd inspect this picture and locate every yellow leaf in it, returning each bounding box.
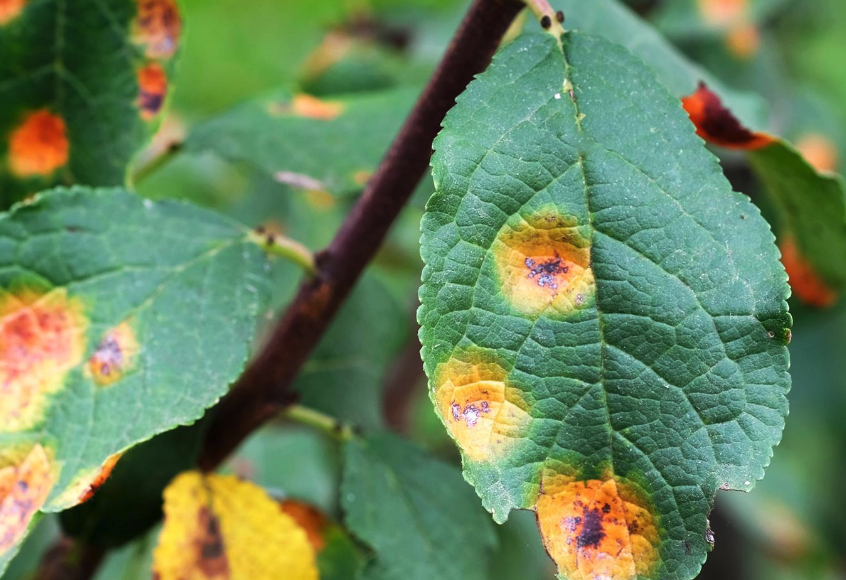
[153,471,318,580]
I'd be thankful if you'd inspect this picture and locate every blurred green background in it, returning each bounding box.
[5,0,846,578]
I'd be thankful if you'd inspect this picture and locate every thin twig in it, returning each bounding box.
[249,228,317,275]
[284,405,356,441]
[199,0,526,471]
[34,537,105,580]
[132,141,183,185]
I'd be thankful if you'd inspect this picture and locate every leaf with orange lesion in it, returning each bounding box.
[7,110,70,179]
[133,0,181,59]
[153,472,318,580]
[536,475,661,580]
[0,0,25,25]
[682,82,775,150]
[0,445,56,556]
[0,286,88,433]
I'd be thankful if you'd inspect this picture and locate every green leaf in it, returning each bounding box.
[749,143,846,299]
[185,88,416,197]
[419,31,790,580]
[341,432,497,580]
[0,0,181,208]
[557,0,767,130]
[0,187,270,571]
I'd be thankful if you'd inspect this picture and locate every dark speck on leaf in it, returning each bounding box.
[556,10,565,23]
[541,15,552,29]
[577,507,606,549]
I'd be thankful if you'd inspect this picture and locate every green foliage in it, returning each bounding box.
[186,89,416,197]
[419,30,791,579]
[5,0,846,578]
[342,432,497,580]
[749,144,846,292]
[0,0,179,208]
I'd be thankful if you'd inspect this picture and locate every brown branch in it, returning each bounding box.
[383,332,426,434]
[199,0,525,470]
[34,537,105,580]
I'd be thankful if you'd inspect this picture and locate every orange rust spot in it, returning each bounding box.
[682,82,776,150]
[280,501,327,552]
[780,237,838,308]
[0,0,25,25]
[493,207,595,319]
[133,0,181,59]
[86,322,139,387]
[697,0,748,27]
[137,63,168,121]
[7,110,69,178]
[796,134,839,174]
[57,452,122,506]
[434,352,530,463]
[291,95,344,121]
[726,22,760,59]
[0,444,56,556]
[536,477,660,580]
[0,287,87,432]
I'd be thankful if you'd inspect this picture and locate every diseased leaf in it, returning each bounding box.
[60,422,207,548]
[185,88,417,197]
[0,187,270,571]
[153,471,318,580]
[557,0,768,131]
[0,0,181,207]
[341,432,497,580]
[682,83,846,306]
[558,0,846,306]
[419,30,791,580]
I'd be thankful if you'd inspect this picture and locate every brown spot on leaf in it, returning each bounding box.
[434,351,531,462]
[536,476,660,580]
[7,110,69,178]
[280,501,327,552]
[137,63,168,121]
[86,322,139,387]
[796,134,839,174]
[195,506,230,578]
[0,287,87,432]
[780,236,838,308]
[0,0,25,25]
[493,207,595,318]
[682,82,776,150]
[0,444,55,556]
[133,0,181,59]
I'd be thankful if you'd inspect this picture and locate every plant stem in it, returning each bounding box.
[198,0,526,471]
[33,538,105,580]
[285,405,355,440]
[249,229,317,275]
[132,141,183,185]
[523,0,565,36]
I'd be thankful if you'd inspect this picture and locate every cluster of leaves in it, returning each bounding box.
[1,0,845,579]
